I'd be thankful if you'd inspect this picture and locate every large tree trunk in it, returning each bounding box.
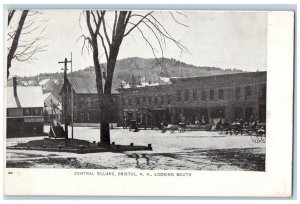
[90,34,110,145]
[100,93,110,145]
[100,48,120,146]
[100,13,127,145]
[93,45,111,145]
[7,10,29,78]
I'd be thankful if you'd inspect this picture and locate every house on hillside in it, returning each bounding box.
[60,77,120,124]
[43,92,62,123]
[6,77,44,138]
[20,77,39,86]
[39,78,58,94]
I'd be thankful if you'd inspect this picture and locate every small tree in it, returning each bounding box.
[80,10,189,145]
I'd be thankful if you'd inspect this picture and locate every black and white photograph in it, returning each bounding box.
[3,7,294,197]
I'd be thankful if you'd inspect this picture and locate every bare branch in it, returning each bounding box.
[169,11,188,28]
[91,11,98,26]
[8,10,15,26]
[123,11,153,37]
[102,19,111,46]
[112,11,118,40]
[78,11,85,31]
[129,22,158,60]
[21,21,47,35]
[14,44,47,62]
[148,14,190,54]
[75,34,92,55]
[7,10,29,78]
[126,13,190,55]
[86,11,96,37]
[141,21,164,57]
[98,33,109,61]
[175,11,188,18]
[95,10,104,35]
[124,11,132,27]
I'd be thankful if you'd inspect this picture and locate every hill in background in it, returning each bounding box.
[19,57,244,94]
[72,57,244,89]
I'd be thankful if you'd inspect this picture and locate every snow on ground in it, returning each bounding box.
[6,126,266,171]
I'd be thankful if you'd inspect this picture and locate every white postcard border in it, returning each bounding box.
[3,11,294,197]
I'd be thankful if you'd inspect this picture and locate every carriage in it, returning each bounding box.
[217,121,266,143]
[160,122,186,133]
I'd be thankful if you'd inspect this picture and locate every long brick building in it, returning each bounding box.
[118,71,266,128]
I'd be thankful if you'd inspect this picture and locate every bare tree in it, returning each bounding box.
[80,10,189,145]
[7,10,47,78]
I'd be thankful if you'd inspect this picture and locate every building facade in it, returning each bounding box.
[43,92,62,123]
[39,78,58,94]
[6,77,44,137]
[60,77,120,124]
[118,72,267,128]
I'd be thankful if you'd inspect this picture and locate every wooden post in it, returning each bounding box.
[59,57,72,140]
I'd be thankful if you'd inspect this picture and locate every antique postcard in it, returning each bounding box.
[3,9,294,196]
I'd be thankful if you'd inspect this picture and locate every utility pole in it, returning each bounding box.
[70,53,74,140]
[59,57,72,140]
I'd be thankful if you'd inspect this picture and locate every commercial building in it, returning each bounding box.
[6,77,44,137]
[60,76,120,124]
[118,71,267,128]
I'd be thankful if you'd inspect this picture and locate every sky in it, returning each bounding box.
[7,10,268,77]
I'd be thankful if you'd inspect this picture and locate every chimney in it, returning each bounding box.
[13,77,17,96]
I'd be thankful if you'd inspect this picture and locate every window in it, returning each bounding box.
[81,113,85,121]
[210,90,214,100]
[219,89,224,100]
[201,90,206,101]
[23,108,30,116]
[122,97,125,106]
[193,90,197,101]
[261,84,266,100]
[177,91,181,102]
[245,85,251,100]
[87,98,91,107]
[142,96,146,105]
[136,97,140,105]
[34,108,40,116]
[235,87,241,99]
[161,95,164,105]
[8,109,22,116]
[154,96,158,105]
[185,90,189,101]
[149,96,152,105]
[128,98,131,106]
[167,94,171,104]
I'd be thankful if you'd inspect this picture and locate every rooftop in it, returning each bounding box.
[67,77,98,94]
[7,86,44,108]
[66,77,119,94]
[39,78,51,85]
[170,71,266,83]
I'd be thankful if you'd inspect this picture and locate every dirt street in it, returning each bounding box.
[6,126,266,171]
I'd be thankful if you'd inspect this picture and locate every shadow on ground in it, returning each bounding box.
[6,156,115,169]
[150,148,265,171]
[6,148,265,171]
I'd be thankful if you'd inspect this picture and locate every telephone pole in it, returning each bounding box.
[59,57,72,140]
[70,53,74,140]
